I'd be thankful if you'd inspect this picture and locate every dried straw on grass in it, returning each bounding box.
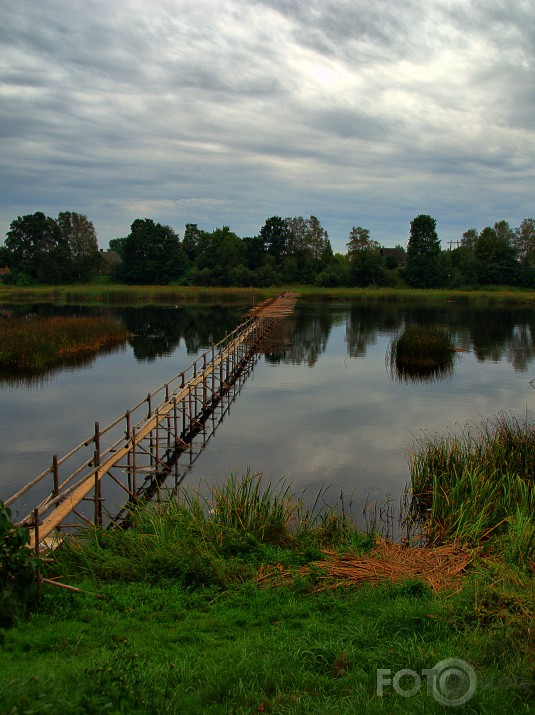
[256,538,475,593]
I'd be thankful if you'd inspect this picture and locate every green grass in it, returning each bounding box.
[0,315,130,371]
[1,470,534,713]
[1,573,533,714]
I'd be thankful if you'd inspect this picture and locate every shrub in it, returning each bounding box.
[0,502,39,635]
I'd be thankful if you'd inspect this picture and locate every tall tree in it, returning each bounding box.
[260,216,290,266]
[474,225,518,285]
[56,211,99,280]
[514,218,535,265]
[461,227,478,250]
[4,212,71,283]
[347,226,380,256]
[405,214,442,288]
[182,223,203,261]
[307,215,331,261]
[121,219,187,284]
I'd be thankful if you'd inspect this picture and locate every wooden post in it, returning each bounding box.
[155,406,159,467]
[202,352,207,411]
[165,384,171,449]
[52,455,59,503]
[180,373,186,437]
[126,411,133,496]
[173,396,178,446]
[94,421,102,526]
[132,425,137,497]
[211,346,215,403]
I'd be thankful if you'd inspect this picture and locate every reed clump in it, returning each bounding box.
[0,315,130,371]
[56,471,358,587]
[407,413,535,568]
[388,324,456,381]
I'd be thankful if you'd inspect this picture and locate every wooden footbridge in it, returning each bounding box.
[5,293,299,551]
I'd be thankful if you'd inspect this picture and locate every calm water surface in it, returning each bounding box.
[1,300,535,525]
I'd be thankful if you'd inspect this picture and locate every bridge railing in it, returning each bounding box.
[4,312,273,539]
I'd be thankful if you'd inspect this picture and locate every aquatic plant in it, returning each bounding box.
[388,323,456,381]
[0,315,130,372]
[407,412,535,566]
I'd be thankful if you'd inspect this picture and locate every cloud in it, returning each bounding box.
[1,0,534,251]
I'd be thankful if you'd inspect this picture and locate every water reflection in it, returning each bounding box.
[2,301,535,386]
[0,343,128,388]
[0,303,247,383]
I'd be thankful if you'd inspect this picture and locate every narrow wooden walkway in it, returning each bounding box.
[5,293,299,550]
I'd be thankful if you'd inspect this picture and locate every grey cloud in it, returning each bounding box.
[1,0,534,252]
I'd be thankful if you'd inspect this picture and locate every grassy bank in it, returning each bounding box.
[1,466,534,713]
[1,283,535,305]
[0,315,130,371]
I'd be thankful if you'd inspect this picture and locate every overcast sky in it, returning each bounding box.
[1,0,534,253]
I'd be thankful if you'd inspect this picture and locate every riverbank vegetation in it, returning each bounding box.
[2,211,535,292]
[2,282,535,307]
[1,448,534,713]
[0,315,130,372]
[408,413,535,557]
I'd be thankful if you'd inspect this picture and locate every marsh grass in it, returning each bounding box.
[55,471,357,587]
[407,413,535,566]
[0,315,130,371]
[388,324,456,381]
[2,283,535,305]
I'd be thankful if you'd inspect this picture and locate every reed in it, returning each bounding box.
[0,315,130,371]
[2,282,535,305]
[388,324,456,381]
[407,413,535,565]
[56,471,358,585]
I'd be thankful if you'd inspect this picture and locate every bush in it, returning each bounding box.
[0,502,39,635]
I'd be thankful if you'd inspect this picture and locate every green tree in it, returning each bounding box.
[447,245,479,288]
[108,237,127,258]
[405,214,442,288]
[3,212,71,283]
[461,227,478,250]
[315,253,349,287]
[284,215,332,281]
[349,249,388,286]
[474,225,518,285]
[260,217,290,267]
[514,218,535,265]
[56,211,99,280]
[182,224,203,262]
[347,226,380,256]
[242,235,265,271]
[121,219,187,284]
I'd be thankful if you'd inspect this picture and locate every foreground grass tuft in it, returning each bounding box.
[407,412,535,566]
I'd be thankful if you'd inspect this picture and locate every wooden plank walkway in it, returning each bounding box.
[5,293,299,550]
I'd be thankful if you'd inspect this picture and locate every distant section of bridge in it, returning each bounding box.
[5,292,299,551]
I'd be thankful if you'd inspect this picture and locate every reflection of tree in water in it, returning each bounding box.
[118,306,246,361]
[448,305,535,371]
[264,302,335,366]
[346,303,403,358]
[507,324,535,372]
[0,343,126,388]
[385,303,535,373]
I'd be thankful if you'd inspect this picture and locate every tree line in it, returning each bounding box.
[1,211,535,289]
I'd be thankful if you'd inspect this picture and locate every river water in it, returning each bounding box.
[1,299,534,529]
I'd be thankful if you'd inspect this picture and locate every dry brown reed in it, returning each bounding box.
[256,537,475,593]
